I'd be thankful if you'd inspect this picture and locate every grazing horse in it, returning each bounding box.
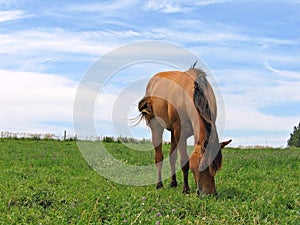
[138,63,231,195]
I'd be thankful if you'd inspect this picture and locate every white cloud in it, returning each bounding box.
[144,0,232,13]
[0,28,145,66]
[218,67,300,107]
[145,0,186,13]
[0,29,123,72]
[0,29,113,56]
[68,0,139,12]
[225,106,298,132]
[194,0,233,6]
[264,61,300,80]
[0,69,77,133]
[214,66,300,147]
[221,100,299,147]
[0,10,30,22]
[142,23,297,47]
[0,19,297,75]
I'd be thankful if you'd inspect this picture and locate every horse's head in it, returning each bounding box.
[198,140,232,195]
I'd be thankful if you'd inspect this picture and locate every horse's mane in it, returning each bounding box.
[192,62,222,176]
[192,62,211,124]
[190,61,207,78]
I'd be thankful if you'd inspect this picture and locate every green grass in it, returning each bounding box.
[0,139,299,224]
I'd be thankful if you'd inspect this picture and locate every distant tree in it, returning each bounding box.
[103,136,115,143]
[287,122,300,147]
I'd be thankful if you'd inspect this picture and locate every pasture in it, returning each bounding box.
[0,139,299,224]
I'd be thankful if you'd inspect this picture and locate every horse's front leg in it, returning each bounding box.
[190,120,207,195]
[150,119,164,189]
[190,144,203,195]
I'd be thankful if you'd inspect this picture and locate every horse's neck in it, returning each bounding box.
[209,124,219,144]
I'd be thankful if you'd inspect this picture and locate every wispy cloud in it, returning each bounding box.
[144,0,231,13]
[264,61,300,80]
[194,0,233,7]
[0,10,30,22]
[68,0,139,12]
[218,66,300,106]
[0,28,119,73]
[144,0,187,13]
[0,29,112,55]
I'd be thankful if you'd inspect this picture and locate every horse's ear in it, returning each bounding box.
[221,139,232,149]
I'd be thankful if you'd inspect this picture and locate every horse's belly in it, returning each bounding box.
[164,119,193,138]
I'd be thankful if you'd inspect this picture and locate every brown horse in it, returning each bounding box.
[138,63,231,195]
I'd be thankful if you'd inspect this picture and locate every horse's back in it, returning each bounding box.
[145,70,197,131]
[146,70,196,96]
[142,68,217,132]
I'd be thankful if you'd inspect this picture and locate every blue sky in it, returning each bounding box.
[0,0,299,147]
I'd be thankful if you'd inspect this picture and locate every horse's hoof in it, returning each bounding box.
[170,181,177,188]
[182,187,190,194]
[156,182,163,189]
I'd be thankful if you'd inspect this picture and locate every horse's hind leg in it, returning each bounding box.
[150,118,164,189]
[173,125,190,193]
[190,144,202,195]
[179,139,190,194]
[169,131,178,188]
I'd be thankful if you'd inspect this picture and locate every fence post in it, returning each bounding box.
[63,130,67,141]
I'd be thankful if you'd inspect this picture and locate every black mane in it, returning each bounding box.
[190,61,207,78]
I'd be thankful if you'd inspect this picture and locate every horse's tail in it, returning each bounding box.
[137,96,153,125]
[193,71,221,176]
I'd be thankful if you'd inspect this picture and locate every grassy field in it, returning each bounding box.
[0,139,299,224]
